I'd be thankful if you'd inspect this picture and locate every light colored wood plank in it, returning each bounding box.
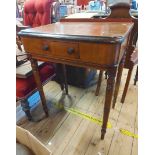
[56,80,109,155]
[131,109,138,155]
[84,102,123,155]
[108,85,138,155]
[84,70,128,155]
[46,84,100,154]
[131,129,138,155]
[34,84,87,144]
[60,95,100,155]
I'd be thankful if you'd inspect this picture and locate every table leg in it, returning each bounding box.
[134,66,138,85]
[112,54,126,109]
[55,64,68,95]
[95,70,103,96]
[101,67,117,140]
[62,64,68,95]
[30,58,49,117]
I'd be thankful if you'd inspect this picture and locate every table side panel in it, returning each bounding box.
[79,42,120,65]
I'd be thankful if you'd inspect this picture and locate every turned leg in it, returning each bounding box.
[21,99,32,121]
[134,66,138,85]
[101,67,117,140]
[121,66,134,103]
[95,70,103,96]
[112,54,126,108]
[30,58,48,117]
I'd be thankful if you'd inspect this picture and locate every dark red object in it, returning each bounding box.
[16,63,55,99]
[17,0,56,121]
[24,0,53,27]
[77,0,89,7]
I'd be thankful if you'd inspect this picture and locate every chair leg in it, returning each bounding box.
[121,67,133,103]
[112,53,126,109]
[134,66,138,85]
[21,99,32,121]
[95,70,103,96]
[112,65,123,108]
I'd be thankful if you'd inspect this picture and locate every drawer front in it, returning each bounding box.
[52,41,79,59]
[21,38,53,55]
[79,43,119,65]
[22,38,79,59]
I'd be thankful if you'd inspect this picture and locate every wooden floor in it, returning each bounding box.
[17,67,138,155]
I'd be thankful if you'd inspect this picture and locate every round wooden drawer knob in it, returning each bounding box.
[67,48,74,55]
[42,45,49,51]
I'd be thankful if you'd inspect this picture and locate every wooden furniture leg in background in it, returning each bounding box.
[55,64,68,95]
[95,70,103,96]
[62,64,68,95]
[30,58,49,117]
[105,71,108,79]
[101,67,117,140]
[112,54,126,108]
[121,66,134,103]
[134,66,138,85]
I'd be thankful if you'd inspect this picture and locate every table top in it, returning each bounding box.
[19,22,133,43]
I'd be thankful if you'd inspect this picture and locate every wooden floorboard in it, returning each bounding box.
[17,68,138,155]
[46,85,99,154]
[131,109,138,155]
[107,68,138,155]
[35,85,87,145]
[60,82,106,155]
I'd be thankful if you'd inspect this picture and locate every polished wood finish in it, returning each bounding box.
[59,3,135,97]
[101,67,117,139]
[60,18,132,23]
[79,42,120,65]
[19,21,133,139]
[19,22,133,43]
[108,2,131,18]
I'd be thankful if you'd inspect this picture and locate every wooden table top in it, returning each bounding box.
[19,22,133,43]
